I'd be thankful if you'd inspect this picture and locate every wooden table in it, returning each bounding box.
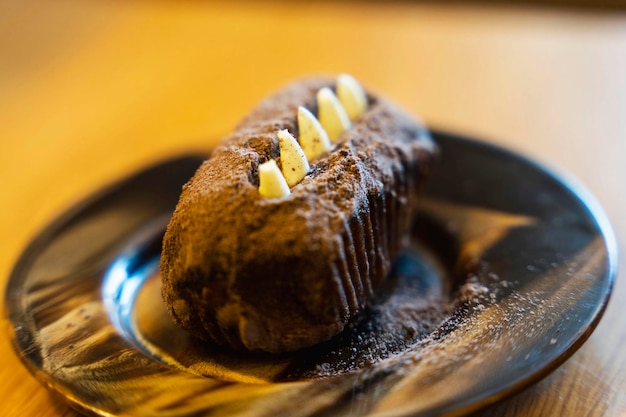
[1,1,624,416]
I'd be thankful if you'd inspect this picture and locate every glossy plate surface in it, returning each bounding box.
[5,132,617,416]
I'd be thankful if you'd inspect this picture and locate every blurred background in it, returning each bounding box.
[1,1,625,416]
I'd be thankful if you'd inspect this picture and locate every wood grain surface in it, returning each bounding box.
[1,1,624,416]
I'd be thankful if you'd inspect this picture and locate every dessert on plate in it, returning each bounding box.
[160,74,436,353]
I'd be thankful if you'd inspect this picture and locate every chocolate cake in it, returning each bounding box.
[160,76,436,353]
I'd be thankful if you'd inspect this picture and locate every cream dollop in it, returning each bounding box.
[278,129,310,187]
[258,159,290,198]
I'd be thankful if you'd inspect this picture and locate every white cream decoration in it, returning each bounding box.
[317,87,351,143]
[277,129,310,187]
[337,73,368,121]
[258,160,290,198]
[297,106,332,161]
[259,74,368,198]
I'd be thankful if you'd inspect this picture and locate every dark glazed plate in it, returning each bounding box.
[5,131,617,417]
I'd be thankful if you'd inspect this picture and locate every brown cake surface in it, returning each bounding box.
[160,77,436,353]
